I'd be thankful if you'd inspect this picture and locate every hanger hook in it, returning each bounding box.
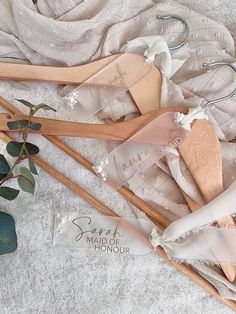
[202,61,236,109]
[156,14,189,50]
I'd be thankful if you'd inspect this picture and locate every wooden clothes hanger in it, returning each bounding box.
[179,62,236,282]
[1,95,236,310]
[0,54,162,115]
[179,119,236,282]
[0,125,236,312]
[0,14,190,137]
[0,106,188,139]
[0,64,235,283]
[0,14,189,115]
[0,13,236,282]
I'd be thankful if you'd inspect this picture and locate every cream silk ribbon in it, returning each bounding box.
[176,106,208,131]
[121,35,189,78]
[150,180,236,264]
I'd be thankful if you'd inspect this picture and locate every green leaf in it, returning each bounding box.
[18,167,35,195]
[15,99,34,109]
[7,120,28,130]
[35,103,56,112]
[0,187,19,200]
[29,123,41,131]
[0,211,17,255]
[6,142,39,157]
[27,154,38,175]
[25,142,39,155]
[0,155,10,174]
[24,146,38,175]
[6,141,22,157]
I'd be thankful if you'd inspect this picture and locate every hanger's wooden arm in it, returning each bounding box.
[179,120,236,282]
[0,55,119,85]
[0,55,162,113]
[0,107,187,140]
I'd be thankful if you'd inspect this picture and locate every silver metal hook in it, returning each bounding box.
[202,62,236,109]
[156,14,189,50]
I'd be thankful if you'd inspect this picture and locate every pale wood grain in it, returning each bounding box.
[0,56,119,84]
[0,97,169,228]
[129,67,162,114]
[0,107,187,140]
[0,56,162,114]
[179,120,236,282]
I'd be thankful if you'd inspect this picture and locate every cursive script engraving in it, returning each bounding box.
[54,213,154,256]
[113,148,150,182]
[122,148,149,171]
[72,216,122,242]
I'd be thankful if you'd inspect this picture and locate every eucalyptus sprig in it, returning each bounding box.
[0,99,56,200]
[0,99,56,255]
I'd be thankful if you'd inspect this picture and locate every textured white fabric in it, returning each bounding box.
[150,181,236,264]
[121,35,189,77]
[176,106,208,131]
[0,0,236,313]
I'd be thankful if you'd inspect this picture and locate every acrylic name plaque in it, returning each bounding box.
[63,47,153,121]
[93,111,187,189]
[53,212,154,256]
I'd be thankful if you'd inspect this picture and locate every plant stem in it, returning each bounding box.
[0,108,35,186]
[0,174,20,186]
